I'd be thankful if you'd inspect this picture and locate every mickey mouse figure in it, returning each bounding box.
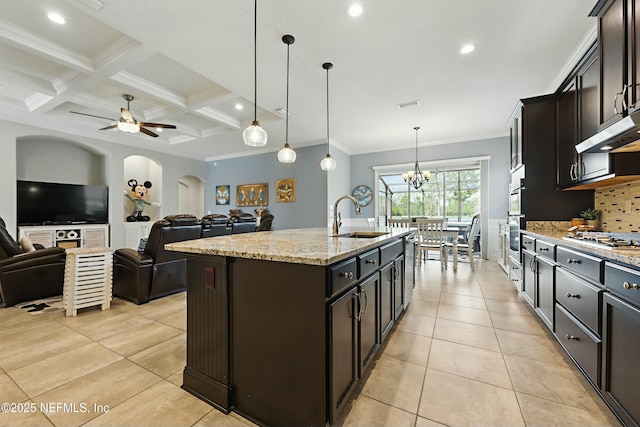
[124,179,161,222]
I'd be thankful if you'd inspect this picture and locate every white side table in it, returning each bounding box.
[63,247,113,317]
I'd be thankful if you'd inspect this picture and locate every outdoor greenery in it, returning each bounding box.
[386,168,480,222]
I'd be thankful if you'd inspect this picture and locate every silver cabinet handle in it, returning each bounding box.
[566,293,580,298]
[567,259,581,264]
[539,247,549,252]
[365,259,376,265]
[624,281,639,290]
[569,163,576,181]
[354,292,361,321]
[565,334,579,341]
[341,271,354,279]
[360,289,368,317]
[614,90,623,115]
[622,84,629,112]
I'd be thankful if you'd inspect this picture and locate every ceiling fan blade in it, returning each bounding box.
[70,111,116,121]
[121,108,134,122]
[139,122,177,129]
[139,127,159,138]
[99,124,118,131]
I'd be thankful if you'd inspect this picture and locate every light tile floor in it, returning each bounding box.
[0,258,621,427]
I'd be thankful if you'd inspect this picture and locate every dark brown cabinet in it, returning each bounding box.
[357,272,380,376]
[511,95,594,221]
[522,248,536,307]
[329,286,358,423]
[535,254,556,331]
[593,0,640,124]
[601,292,640,427]
[557,45,610,188]
[380,262,394,341]
[596,0,626,128]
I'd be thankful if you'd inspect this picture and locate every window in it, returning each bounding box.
[378,166,480,224]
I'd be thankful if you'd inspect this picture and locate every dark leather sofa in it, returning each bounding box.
[0,222,66,308]
[201,214,232,238]
[113,214,203,304]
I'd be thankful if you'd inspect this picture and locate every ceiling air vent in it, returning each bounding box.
[397,100,420,109]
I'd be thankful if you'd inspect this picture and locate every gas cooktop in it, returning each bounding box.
[563,232,640,250]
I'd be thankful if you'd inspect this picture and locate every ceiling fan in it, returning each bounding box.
[70,94,177,138]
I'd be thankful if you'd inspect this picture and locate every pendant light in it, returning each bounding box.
[277,34,296,163]
[403,126,430,189]
[320,62,337,171]
[243,0,268,147]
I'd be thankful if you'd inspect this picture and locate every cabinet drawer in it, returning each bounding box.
[380,239,403,266]
[555,303,601,387]
[358,249,380,279]
[605,261,640,308]
[329,258,358,298]
[556,246,603,284]
[535,239,555,260]
[521,235,535,250]
[555,267,602,335]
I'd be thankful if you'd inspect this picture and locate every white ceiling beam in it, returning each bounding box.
[0,19,94,73]
[110,71,186,108]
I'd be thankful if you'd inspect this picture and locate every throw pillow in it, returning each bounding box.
[137,238,148,252]
[20,236,36,252]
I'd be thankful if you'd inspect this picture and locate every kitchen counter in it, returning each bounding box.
[165,226,411,266]
[522,229,640,268]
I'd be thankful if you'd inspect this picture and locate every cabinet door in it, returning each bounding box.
[602,293,640,427]
[599,0,625,128]
[380,263,394,341]
[329,287,357,423]
[522,250,536,307]
[358,273,379,376]
[627,0,640,112]
[393,255,405,320]
[535,256,555,331]
[557,78,578,187]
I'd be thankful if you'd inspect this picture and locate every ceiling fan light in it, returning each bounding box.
[277,143,296,163]
[321,154,337,171]
[117,121,139,133]
[243,121,268,146]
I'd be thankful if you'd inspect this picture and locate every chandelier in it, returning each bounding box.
[403,126,430,189]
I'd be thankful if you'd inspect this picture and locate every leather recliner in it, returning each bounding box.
[201,214,232,238]
[113,214,202,304]
[0,222,66,308]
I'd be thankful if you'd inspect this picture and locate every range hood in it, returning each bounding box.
[576,111,640,154]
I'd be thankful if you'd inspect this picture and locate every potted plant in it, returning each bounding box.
[580,208,602,230]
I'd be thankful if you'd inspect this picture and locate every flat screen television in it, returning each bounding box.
[17,180,109,226]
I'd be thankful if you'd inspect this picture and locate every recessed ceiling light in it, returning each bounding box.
[460,43,475,55]
[156,128,163,132]
[235,103,243,110]
[348,4,363,17]
[47,12,66,24]
[600,145,612,151]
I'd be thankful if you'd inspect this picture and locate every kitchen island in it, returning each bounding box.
[166,227,413,426]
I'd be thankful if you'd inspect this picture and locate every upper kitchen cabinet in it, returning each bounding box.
[557,44,609,188]
[512,95,594,222]
[594,0,626,128]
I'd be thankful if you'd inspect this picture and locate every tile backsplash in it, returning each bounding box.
[596,181,640,233]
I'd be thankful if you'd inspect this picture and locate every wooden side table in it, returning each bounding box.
[63,247,113,317]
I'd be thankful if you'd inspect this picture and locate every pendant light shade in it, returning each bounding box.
[403,126,430,189]
[278,34,296,163]
[243,0,267,147]
[321,62,336,171]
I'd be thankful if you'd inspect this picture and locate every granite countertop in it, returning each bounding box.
[165,227,412,266]
[522,230,640,268]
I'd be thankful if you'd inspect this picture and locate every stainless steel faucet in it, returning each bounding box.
[332,195,361,235]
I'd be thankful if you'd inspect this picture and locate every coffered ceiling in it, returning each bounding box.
[0,0,596,160]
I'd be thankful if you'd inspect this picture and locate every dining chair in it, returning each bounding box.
[444,213,480,271]
[415,218,446,270]
[388,218,411,228]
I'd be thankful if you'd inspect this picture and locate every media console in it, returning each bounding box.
[18,224,109,249]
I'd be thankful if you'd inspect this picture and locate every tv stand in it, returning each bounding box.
[19,224,109,249]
